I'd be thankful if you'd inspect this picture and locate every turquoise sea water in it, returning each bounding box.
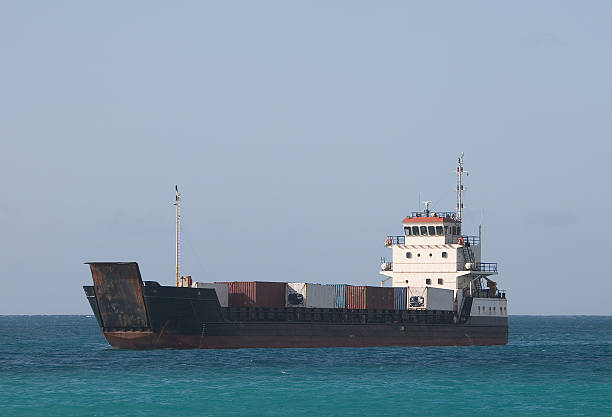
[0,316,610,416]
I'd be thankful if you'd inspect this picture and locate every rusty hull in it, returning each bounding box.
[87,262,150,330]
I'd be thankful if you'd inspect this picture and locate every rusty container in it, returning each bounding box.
[346,286,394,309]
[216,281,287,308]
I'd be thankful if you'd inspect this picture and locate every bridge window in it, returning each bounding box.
[420,226,427,235]
[406,252,412,259]
[404,227,412,236]
[428,226,435,235]
[451,226,457,235]
[426,278,431,285]
[444,226,449,234]
[438,278,443,285]
[436,226,443,235]
[457,226,461,235]
[442,251,448,258]
[412,226,420,235]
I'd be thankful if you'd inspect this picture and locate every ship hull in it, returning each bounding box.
[85,262,508,350]
[102,319,507,349]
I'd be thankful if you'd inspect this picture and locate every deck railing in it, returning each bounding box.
[385,235,405,245]
[474,262,498,272]
[461,235,481,245]
[462,262,498,272]
[410,211,457,219]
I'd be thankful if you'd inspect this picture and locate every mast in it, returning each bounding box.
[174,185,181,286]
[456,153,467,221]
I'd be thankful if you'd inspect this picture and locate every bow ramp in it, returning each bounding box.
[84,262,150,330]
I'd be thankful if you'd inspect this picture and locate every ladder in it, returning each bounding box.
[462,244,475,268]
[458,296,473,323]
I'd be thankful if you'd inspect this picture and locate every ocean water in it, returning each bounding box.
[0,316,610,416]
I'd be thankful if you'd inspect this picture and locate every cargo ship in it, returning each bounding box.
[84,155,508,349]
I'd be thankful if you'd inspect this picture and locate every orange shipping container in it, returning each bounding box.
[346,286,394,309]
[216,282,287,308]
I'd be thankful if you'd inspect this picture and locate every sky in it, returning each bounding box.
[1,1,611,315]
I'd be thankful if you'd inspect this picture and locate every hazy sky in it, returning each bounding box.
[1,1,611,314]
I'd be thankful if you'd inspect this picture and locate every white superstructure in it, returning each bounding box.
[380,155,507,318]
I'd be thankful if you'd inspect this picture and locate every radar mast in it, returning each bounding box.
[456,153,468,221]
[174,185,181,286]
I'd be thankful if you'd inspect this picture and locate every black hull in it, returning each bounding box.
[84,262,508,349]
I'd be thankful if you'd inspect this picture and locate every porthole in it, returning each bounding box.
[442,251,448,258]
[417,253,421,257]
[406,252,412,259]
[438,278,443,285]
[426,278,431,285]
[429,253,432,257]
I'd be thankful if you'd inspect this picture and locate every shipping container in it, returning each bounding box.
[215,282,287,308]
[408,287,454,311]
[193,282,229,307]
[286,283,334,308]
[346,286,394,309]
[333,284,346,308]
[393,287,407,310]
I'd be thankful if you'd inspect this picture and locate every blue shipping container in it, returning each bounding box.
[333,284,346,308]
[393,287,407,310]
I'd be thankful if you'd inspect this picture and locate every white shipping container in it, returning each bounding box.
[408,287,453,311]
[193,282,229,307]
[426,287,454,311]
[287,283,334,308]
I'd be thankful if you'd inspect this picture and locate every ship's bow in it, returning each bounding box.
[84,262,153,347]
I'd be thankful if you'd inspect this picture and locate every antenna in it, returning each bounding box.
[423,200,432,216]
[174,185,181,287]
[456,153,469,221]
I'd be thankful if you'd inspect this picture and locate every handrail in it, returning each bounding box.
[475,262,498,272]
[385,235,405,245]
[462,287,505,299]
[460,262,498,272]
[410,211,457,219]
[461,235,480,245]
[387,235,481,244]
